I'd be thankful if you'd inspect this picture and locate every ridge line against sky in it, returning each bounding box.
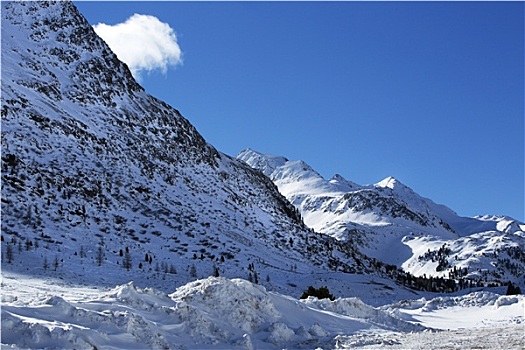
[74,1,524,221]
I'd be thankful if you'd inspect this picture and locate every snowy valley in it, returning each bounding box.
[1,1,524,349]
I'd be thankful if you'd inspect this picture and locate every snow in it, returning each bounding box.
[238,149,464,250]
[2,273,523,349]
[375,176,399,189]
[2,2,524,348]
[333,326,525,349]
[334,292,525,349]
[238,148,525,289]
[236,148,288,178]
[2,0,368,314]
[382,291,524,330]
[401,229,525,287]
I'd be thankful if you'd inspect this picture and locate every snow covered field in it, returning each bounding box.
[2,271,523,349]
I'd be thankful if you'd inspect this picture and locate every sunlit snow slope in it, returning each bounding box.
[238,149,525,289]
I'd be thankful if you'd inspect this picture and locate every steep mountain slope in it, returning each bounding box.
[1,1,370,293]
[238,149,525,289]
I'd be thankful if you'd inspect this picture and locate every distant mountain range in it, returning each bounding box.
[238,148,525,288]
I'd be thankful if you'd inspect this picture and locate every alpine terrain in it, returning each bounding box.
[238,149,525,292]
[1,1,523,349]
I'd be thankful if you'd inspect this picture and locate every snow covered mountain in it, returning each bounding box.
[1,0,376,294]
[2,2,524,348]
[238,149,525,289]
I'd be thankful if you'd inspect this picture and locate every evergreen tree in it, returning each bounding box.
[506,282,522,295]
[189,264,197,278]
[6,244,13,264]
[300,286,335,301]
[123,250,132,270]
[96,242,104,266]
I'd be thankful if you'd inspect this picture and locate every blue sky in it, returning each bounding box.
[75,1,524,221]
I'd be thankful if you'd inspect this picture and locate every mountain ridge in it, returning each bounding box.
[237,148,525,289]
[1,0,372,295]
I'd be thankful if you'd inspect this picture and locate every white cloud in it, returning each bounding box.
[93,14,182,81]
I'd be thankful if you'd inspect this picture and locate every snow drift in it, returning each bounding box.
[3,274,523,349]
[2,275,426,349]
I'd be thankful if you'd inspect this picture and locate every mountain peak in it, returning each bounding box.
[331,174,347,182]
[238,149,326,185]
[237,148,288,177]
[375,176,401,189]
[329,174,361,192]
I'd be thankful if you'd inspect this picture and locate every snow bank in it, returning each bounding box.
[334,325,525,350]
[388,291,521,312]
[382,291,525,330]
[2,275,429,349]
[106,281,176,311]
[5,275,520,349]
[166,277,283,345]
[302,296,425,332]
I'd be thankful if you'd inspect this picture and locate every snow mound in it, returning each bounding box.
[302,296,425,332]
[267,322,296,343]
[2,276,433,349]
[105,281,176,311]
[386,291,517,312]
[169,277,280,342]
